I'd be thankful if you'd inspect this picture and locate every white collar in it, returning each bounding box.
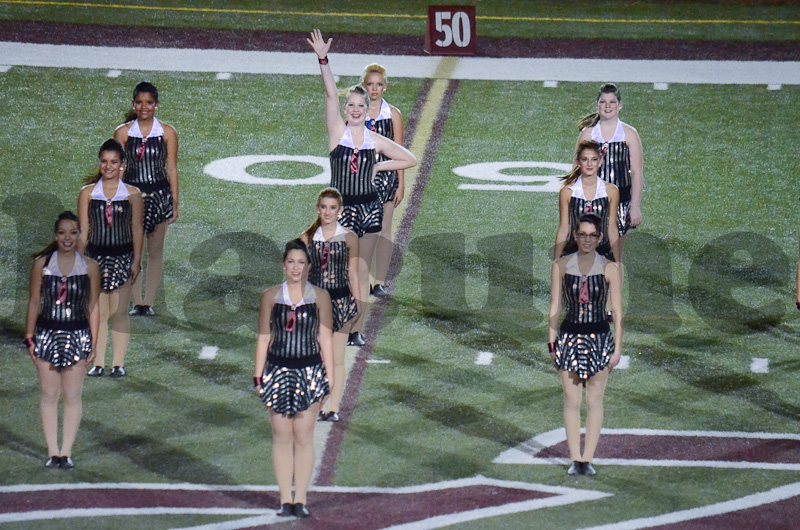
[312,222,348,242]
[90,179,130,201]
[128,117,165,139]
[277,281,317,307]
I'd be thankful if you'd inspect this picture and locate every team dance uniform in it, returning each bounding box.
[366,99,399,204]
[308,223,358,332]
[258,282,330,416]
[554,252,615,380]
[562,178,615,261]
[123,118,173,234]
[83,179,134,291]
[591,120,632,237]
[329,126,383,237]
[33,252,93,368]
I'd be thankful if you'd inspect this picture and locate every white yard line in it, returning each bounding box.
[1,42,799,84]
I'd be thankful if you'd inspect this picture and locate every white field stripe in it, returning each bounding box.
[616,355,630,369]
[198,346,218,360]
[0,64,11,72]
[543,80,558,87]
[654,82,669,90]
[574,482,800,530]
[768,83,782,90]
[475,351,493,365]
[172,515,281,530]
[106,69,121,77]
[366,359,391,363]
[215,72,232,80]
[1,42,799,85]
[750,357,769,373]
[458,184,561,193]
[0,508,269,525]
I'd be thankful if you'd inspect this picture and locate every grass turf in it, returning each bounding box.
[1,57,799,530]
[1,0,800,41]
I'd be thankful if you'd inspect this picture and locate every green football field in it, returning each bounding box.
[2,2,800,529]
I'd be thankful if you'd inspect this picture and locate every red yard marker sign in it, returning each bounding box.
[424,5,477,56]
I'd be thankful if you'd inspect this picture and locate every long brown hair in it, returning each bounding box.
[561,140,603,187]
[578,83,622,130]
[302,188,343,243]
[84,138,126,185]
[32,211,80,260]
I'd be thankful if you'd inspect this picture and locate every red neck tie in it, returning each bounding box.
[602,143,608,162]
[584,202,593,213]
[285,306,297,333]
[321,243,330,270]
[578,276,590,304]
[136,138,148,162]
[57,277,68,305]
[350,148,359,174]
[105,201,113,227]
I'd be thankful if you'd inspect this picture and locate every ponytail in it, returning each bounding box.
[578,82,622,131]
[302,188,343,243]
[31,211,80,259]
[560,140,603,187]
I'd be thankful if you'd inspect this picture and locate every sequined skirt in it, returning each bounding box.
[331,293,358,332]
[142,186,173,234]
[374,170,399,204]
[617,198,632,238]
[34,326,92,368]
[339,200,383,237]
[258,363,330,416]
[86,251,132,291]
[554,329,614,380]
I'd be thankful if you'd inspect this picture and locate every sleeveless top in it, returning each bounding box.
[86,179,133,256]
[591,120,631,198]
[330,125,378,203]
[267,282,321,368]
[124,118,169,193]
[562,252,609,325]
[566,177,613,259]
[367,99,394,142]
[37,252,91,331]
[308,223,351,300]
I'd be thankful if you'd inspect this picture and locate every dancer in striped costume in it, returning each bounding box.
[577,83,643,257]
[301,188,361,422]
[361,63,405,298]
[549,213,623,478]
[115,81,179,317]
[254,239,334,519]
[78,139,143,377]
[308,30,417,347]
[25,211,100,468]
[555,141,620,263]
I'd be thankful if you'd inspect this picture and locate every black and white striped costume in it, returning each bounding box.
[562,177,615,261]
[329,125,383,237]
[123,118,173,234]
[554,252,614,380]
[592,120,632,237]
[258,282,330,416]
[366,99,399,204]
[308,223,358,332]
[83,179,134,291]
[34,252,93,367]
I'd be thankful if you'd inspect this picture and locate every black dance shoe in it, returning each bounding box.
[371,284,389,297]
[60,456,75,469]
[276,503,293,517]
[129,305,144,316]
[87,366,104,377]
[110,366,127,378]
[45,456,61,468]
[347,332,366,347]
[140,305,155,316]
[582,462,596,476]
[319,411,340,422]
[567,461,581,476]
[292,503,310,518]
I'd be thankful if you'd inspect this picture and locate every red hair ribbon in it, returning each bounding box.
[135,137,148,162]
[105,201,113,227]
[321,243,330,270]
[57,277,67,305]
[350,148,359,174]
[578,276,590,304]
[285,306,297,333]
